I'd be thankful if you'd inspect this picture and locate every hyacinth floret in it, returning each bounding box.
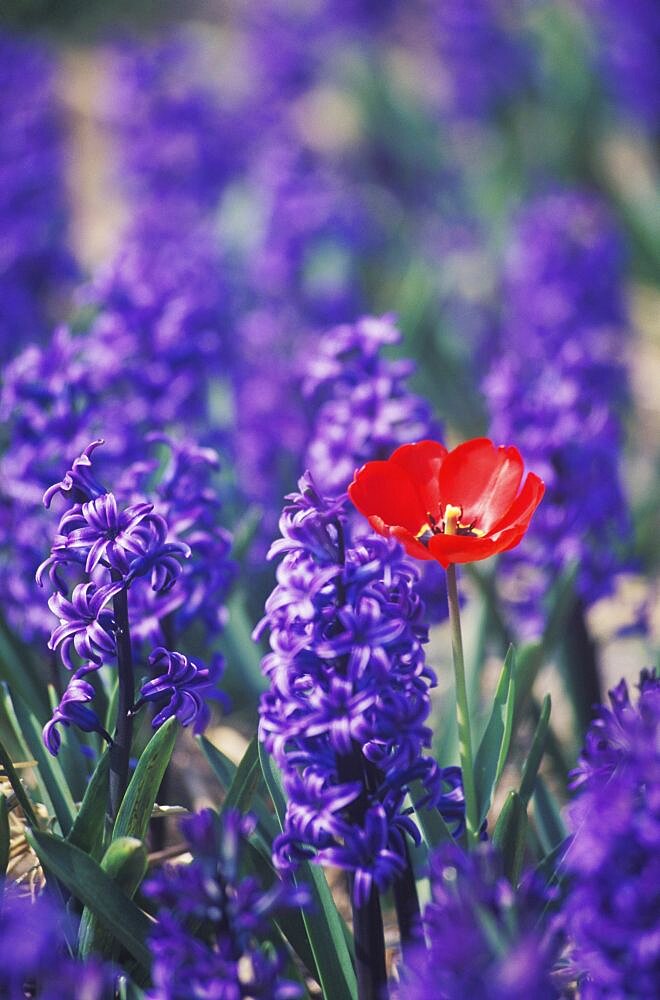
[401,843,564,999]
[565,670,660,998]
[258,473,465,906]
[139,647,229,733]
[43,675,111,756]
[570,668,660,791]
[144,808,310,1000]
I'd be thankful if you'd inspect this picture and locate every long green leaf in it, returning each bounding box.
[244,839,320,984]
[199,735,278,849]
[0,618,49,718]
[27,829,152,971]
[0,734,40,828]
[492,790,527,886]
[533,775,567,854]
[113,717,176,843]
[68,748,111,858]
[79,837,148,960]
[259,743,357,1000]
[518,695,551,808]
[220,736,261,817]
[0,794,9,876]
[11,693,76,835]
[198,735,236,790]
[474,647,516,825]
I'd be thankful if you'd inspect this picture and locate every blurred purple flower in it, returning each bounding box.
[484,191,634,636]
[144,808,309,999]
[565,669,660,997]
[401,843,564,998]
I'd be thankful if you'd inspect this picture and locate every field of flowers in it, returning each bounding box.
[0,1,659,998]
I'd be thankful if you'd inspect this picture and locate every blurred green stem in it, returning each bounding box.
[446,563,478,848]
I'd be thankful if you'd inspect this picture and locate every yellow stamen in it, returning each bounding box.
[443,504,462,536]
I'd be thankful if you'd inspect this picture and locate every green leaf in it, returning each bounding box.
[0,617,49,718]
[79,837,148,960]
[67,748,111,858]
[113,717,177,843]
[244,839,320,984]
[411,779,455,849]
[0,734,40,829]
[11,693,76,835]
[27,829,152,971]
[259,743,357,1000]
[515,565,578,714]
[198,735,236,790]
[533,835,572,891]
[223,593,268,698]
[199,735,278,849]
[492,790,528,886]
[0,794,9,876]
[474,647,516,825]
[518,695,551,808]
[219,736,261,817]
[533,775,567,854]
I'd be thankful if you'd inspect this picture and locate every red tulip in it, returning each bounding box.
[348,437,544,568]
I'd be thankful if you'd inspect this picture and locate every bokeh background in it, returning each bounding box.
[1,0,659,821]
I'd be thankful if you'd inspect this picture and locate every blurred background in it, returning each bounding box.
[1,0,659,822]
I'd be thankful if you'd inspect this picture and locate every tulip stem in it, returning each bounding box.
[446,563,478,848]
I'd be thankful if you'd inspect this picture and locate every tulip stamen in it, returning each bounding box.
[415,507,485,545]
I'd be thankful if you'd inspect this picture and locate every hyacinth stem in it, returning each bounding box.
[393,844,421,960]
[352,881,388,1000]
[108,577,135,823]
[446,563,478,848]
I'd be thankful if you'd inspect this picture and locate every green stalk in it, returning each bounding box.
[446,562,478,848]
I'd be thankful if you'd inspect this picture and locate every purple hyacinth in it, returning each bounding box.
[570,669,660,791]
[565,670,660,997]
[107,35,245,209]
[303,314,443,497]
[43,675,111,756]
[433,0,531,119]
[257,474,464,907]
[0,888,115,1000]
[484,191,634,636]
[588,0,660,130]
[46,581,121,671]
[0,32,75,365]
[144,808,310,1000]
[139,647,229,734]
[39,443,200,756]
[400,843,564,999]
[303,313,448,622]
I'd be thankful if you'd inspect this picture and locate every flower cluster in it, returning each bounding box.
[588,0,660,131]
[144,808,310,1000]
[38,442,225,753]
[433,0,531,119]
[565,670,660,997]
[401,843,564,998]
[484,191,634,635]
[303,315,450,621]
[303,314,443,498]
[0,887,115,1000]
[0,31,75,365]
[258,474,464,905]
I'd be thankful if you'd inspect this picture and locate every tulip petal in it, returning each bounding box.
[348,460,427,535]
[389,440,448,520]
[428,532,498,568]
[438,438,524,531]
[489,472,545,536]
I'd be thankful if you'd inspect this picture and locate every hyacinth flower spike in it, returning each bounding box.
[350,438,544,847]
